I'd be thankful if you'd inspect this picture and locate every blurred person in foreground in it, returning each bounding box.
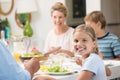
[0,40,56,80]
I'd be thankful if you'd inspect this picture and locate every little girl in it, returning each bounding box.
[73,24,107,80]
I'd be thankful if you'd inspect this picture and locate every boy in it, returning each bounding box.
[84,11,120,60]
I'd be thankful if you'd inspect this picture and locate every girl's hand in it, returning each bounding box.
[76,58,82,66]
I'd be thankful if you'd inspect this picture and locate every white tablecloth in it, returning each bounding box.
[34,60,120,80]
[104,60,120,79]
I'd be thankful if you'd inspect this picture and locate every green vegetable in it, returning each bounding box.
[21,53,44,58]
[48,66,69,72]
[34,54,44,58]
[59,69,69,72]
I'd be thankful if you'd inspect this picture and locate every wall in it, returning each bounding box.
[86,0,101,14]
[101,0,120,24]
[101,0,120,38]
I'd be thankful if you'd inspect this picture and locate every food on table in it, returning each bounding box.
[20,52,44,62]
[40,65,69,73]
[13,53,21,63]
[21,52,44,58]
[40,65,50,72]
[48,66,69,72]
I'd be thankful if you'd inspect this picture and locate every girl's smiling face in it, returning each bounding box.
[73,31,96,57]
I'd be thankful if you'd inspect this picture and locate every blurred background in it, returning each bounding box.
[0,0,120,52]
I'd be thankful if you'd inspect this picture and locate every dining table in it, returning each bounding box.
[104,60,120,79]
[32,58,120,80]
[33,57,81,80]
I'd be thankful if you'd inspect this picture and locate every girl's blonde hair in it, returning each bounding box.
[73,24,99,54]
[51,2,68,17]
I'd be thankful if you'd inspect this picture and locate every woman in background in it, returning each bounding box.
[44,2,74,57]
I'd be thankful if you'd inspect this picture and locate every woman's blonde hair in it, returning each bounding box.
[73,24,99,54]
[51,2,68,17]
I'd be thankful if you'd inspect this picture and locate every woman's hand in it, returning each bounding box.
[48,47,61,53]
[48,47,74,57]
[31,47,42,54]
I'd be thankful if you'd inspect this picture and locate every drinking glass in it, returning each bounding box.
[13,53,21,63]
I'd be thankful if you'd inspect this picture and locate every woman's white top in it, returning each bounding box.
[44,27,74,53]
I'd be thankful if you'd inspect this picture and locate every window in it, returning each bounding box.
[65,0,86,27]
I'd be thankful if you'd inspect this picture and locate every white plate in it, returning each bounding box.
[35,71,78,75]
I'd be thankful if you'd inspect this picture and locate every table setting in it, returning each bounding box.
[33,54,81,80]
[33,57,120,80]
[10,43,120,80]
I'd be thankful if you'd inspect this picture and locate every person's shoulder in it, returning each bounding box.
[45,29,55,39]
[108,33,119,39]
[69,27,74,30]
[87,54,102,62]
[89,54,99,59]
[67,27,74,33]
[83,54,102,67]
[47,29,54,35]
[99,32,119,40]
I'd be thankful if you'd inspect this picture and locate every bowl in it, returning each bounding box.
[19,56,32,62]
